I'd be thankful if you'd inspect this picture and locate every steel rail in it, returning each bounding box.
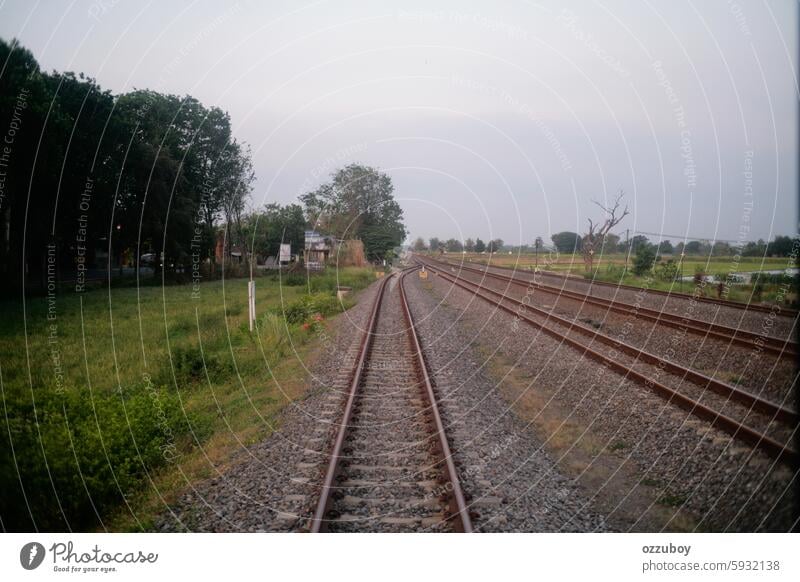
[310,269,472,532]
[399,268,473,532]
[420,262,798,465]
[419,256,797,360]
[430,255,800,317]
[310,273,391,533]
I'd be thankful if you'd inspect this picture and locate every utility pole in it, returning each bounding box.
[625,228,630,271]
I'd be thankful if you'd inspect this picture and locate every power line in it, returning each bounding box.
[632,230,761,245]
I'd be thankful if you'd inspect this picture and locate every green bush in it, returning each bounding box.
[281,293,344,324]
[654,260,679,281]
[633,245,656,276]
[0,382,208,531]
[161,346,232,387]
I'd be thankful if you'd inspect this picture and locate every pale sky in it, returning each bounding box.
[1,0,797,245]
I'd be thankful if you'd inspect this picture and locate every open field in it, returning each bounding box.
[434,252,798,305]
[0,268,376,531]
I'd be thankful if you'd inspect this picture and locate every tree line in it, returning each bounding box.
[0,38,405,295]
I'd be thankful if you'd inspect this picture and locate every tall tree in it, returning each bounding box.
[300,164,405,261]
[582,191,629,271]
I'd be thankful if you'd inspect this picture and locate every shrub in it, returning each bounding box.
[281,293,343,324]
[654,259,679,281]
[632,245,656,276]
[161,346,232,387]
[0,382,208,531]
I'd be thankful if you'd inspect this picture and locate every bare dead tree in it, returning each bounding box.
[582,190,629,272]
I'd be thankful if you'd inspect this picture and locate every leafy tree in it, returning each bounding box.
[487,239,504,253]
[550,231,582,253]
[429,237,441,252]
[633,244,656,276]
[445,238,463,252]
[412,237,427,251]
[474,238,486,253]
[464,238,475,252]
[243,203,306,260]
[630,235,650,252]
[657,240,674,255]
[300,164,405,261]
[768,235,796,257]
[684,240,703,254]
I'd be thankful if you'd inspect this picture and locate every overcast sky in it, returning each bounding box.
[1,0,797,245]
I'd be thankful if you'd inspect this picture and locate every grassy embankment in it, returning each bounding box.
[437,252,797,305]
[0,267,376,531]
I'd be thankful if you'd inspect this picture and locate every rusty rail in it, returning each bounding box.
[421,256,797,360]
[419,260,798,466]
[310,268,472,532]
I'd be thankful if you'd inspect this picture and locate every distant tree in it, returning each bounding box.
[630,235,650,252]
[657,240,674,255]
[684,240,703,254]
[632,244,656,276]
[445,238,463,252]
[464,238,476,252]
[768,235,796,257]
[474,238,486,253]
[300,163,406,261]
[551,231,582,253]
[243,203,306,261]
[602,233,620,253]
[712,241,732,256]
[487,239,504,253]
[429,237,441,252]
[412,237,427,252]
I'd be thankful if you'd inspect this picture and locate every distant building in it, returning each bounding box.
[304,230,334,270]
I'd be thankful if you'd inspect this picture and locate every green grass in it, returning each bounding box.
[0,267,375,531]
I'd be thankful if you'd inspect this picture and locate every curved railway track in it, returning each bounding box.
[310,269,472,533]
[416,258,798,466]
[434,255,800,318]
[420,256,797,360]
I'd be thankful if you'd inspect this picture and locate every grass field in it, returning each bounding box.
[0,267,376,531]
[432,252,798,305]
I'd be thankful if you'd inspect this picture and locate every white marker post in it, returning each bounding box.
[248,254,256,332]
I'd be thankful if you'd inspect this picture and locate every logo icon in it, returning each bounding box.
[20,542,45,570]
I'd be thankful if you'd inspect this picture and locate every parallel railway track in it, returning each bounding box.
[310,269,472,532]
[421,256,797,360]
[416,258,798,466]
[436,256,800,317]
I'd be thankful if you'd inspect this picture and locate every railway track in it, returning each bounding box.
[434,255,800,317]
[310,269,472,533]
[420,256,798,360]
[416,259,799,466]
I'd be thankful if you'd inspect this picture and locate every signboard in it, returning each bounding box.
[279,244,291,263]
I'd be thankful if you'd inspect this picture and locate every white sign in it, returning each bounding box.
[279,244,291,262]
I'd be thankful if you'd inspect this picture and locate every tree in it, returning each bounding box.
[630,235,650,252]
[412,237,427,252]
[300,164,406,262]
[243,203,306,261]
[657,240,674,255]
[684,240,703,254]
[429,237,442,252]
[445,238,463,252]
[768,235,796,257]
[551,231,582,253]
[633,244,656,276]
[487,239,504,253]
[582,191,629,271]
[464,238,475,252]
[474,238,486,253]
